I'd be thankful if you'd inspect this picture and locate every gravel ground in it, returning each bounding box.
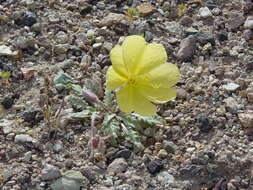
[1,0,253,190]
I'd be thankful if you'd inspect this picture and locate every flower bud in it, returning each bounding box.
[83,89,100,104]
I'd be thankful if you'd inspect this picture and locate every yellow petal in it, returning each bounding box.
[110,45,128,77]
[138,86,176,104]
[136,43,167,75]
[122,35,146,75]
[137,63,180,88]
[106,66,127,91]
[116,85,157,116]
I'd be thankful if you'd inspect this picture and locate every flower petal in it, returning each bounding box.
[138,86,177,104]
[136,43,167,75]
[110,45,128,77]
[122,35,146,75]
[106,66,127,91]
[137,63,180,88]
[116,85,157,116]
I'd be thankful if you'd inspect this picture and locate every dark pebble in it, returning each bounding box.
[1,96,14,109]
[15,11,37,27]
[197,115,212,133]
[216,32,228,42]
[194,32,215,46]
[147,159,163,175]
[22,109,44,123]
[112,149,132,160]
[246,62,253,72]
[144,31,153,42]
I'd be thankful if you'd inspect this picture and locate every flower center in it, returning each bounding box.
[128,78,136,86]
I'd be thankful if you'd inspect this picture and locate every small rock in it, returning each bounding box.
[158,149,168,159]
[238,113,253,128]
[92,43,103,49]
[65,159,74,169]
[246,62,253,71]
[177,36,196,61]
[113,149,132,160]
[199,7,213,18]
[247,93,253,103]
[53,141,63,153]
[14,134,34,143]
[224,97,239,114]
[55,31,69,44]
[14,11,37,27]
[3,126,13,135]
[107,158,128,173]
[78,2,92,16]
[0,45,19,57]
[22,109,44,123]
[163,140,177,154]
[179,16,193,26]
[87,29,95,39]
[1,96,15,109]
[137,3,155,16]
[227,182,237,190]
[147,159,163,175]
[144,31,153,42]
[95,36,104,43]
[222,82,240,92]
[51,170,87,190]
[23,151,32,162]
[243,29,253,40]
[177,89,188,99]
[41,164,61,181]
[244,16,253,29]
[197,115,212,132]
[228,13,244,31]
[54,44,69,54]
[80,166,97,183]
[100,13,126,27]
[157,171,175,186]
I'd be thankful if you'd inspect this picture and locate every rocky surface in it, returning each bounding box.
[1,0,253,189]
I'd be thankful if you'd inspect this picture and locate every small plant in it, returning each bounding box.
[125,7,139,21]
[54,35,180,158]
[0,71,10,79]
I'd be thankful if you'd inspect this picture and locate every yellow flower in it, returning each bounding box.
[106,35,180,116]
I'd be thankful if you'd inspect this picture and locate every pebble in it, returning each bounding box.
[177,36,196,61]
[100,13,126,27]
[14,11,37,27]
[14,134,34,143]
[197,115,212,132]
[87,29,95,39]
[199,7,213,18]
[112,149,132,160]
[41,164,61,181]
[157,171,176,186]
[163,140,177,154]
[247,93,253,103]
[222,82,240,92]
[238,113,253,128]
[158,149,168,159]
[50,170,87,190]
[244,16,253,29]
[92,43,103,49]
[228,13,245,31]
[147,159,163,174]
[107,158,128,173]
[176,89,188,100]
[0,45,19,57]
[179,16,193,26]
[224,97,239,114]
[22,109,44,123]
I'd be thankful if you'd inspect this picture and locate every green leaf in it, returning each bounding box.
[103,90,113,107]
[0,71,10,79]
[71,84,83,96]
[54,71,73,90]
[122,127,140,143]
[66,95,87,111]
